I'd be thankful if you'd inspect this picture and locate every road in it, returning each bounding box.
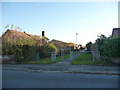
[2,70,119,88]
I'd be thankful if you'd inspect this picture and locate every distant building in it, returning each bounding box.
[112,28,120,37]
[50,39,74,50]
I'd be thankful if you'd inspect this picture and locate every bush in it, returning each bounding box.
[38,43,57,58]
[96,35,119,57]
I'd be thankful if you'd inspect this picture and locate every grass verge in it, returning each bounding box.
[70,52,112,65]
[24,54,70,64]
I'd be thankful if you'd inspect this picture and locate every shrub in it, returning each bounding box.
[38,43,57,58]
[96,35,119,57]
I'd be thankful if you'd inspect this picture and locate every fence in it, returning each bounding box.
[1,55,16,64]
[38,49,80,62]
[84,51,100,61]
[1,49,81,63]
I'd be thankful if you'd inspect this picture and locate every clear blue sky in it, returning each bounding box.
[2,2,118,46]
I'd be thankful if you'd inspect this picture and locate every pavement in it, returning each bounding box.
[2,64,120,75]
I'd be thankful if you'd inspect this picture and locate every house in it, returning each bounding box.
[50,39,74,50]
[112,28,120,37]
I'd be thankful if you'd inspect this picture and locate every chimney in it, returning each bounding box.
[42,31,45,37]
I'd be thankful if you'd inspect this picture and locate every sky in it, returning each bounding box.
[1,1,118,46]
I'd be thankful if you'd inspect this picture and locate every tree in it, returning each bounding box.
[86,42,92,51]
[4,24,22,31]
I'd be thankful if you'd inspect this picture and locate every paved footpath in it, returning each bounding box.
[53,53,81,65]
[2,53,120,75]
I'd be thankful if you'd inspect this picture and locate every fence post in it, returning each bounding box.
[54,52,56,61]
[51,52,56,62]
[61,49,62,60]
[98,50,100,60]
[51,52,53,61]
[92,51,95,61]
[70,51,73,60]
[63,50,64,59]
[61,49,64,60]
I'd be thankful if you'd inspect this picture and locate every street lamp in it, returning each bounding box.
[76,33,78,49]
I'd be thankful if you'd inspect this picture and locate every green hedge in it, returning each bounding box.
[2,39,57,62]
[97,36,119,57]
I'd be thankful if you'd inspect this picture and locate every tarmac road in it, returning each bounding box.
[2,70,119,88]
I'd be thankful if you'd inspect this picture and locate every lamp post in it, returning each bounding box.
[76,33,78,49]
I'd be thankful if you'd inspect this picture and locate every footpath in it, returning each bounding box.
[2,53,120,75]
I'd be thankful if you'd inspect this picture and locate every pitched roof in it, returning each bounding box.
[112,28,120,37]
[2,29,42,46]
[50,39,74,49]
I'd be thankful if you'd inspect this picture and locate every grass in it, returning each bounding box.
[27,57,53,64]
[56,54,70,62]
[71,60,110,65]
[26,54,70,64]
[73,52,77,55]
[74,52,93,60]
[70,52,112,65]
